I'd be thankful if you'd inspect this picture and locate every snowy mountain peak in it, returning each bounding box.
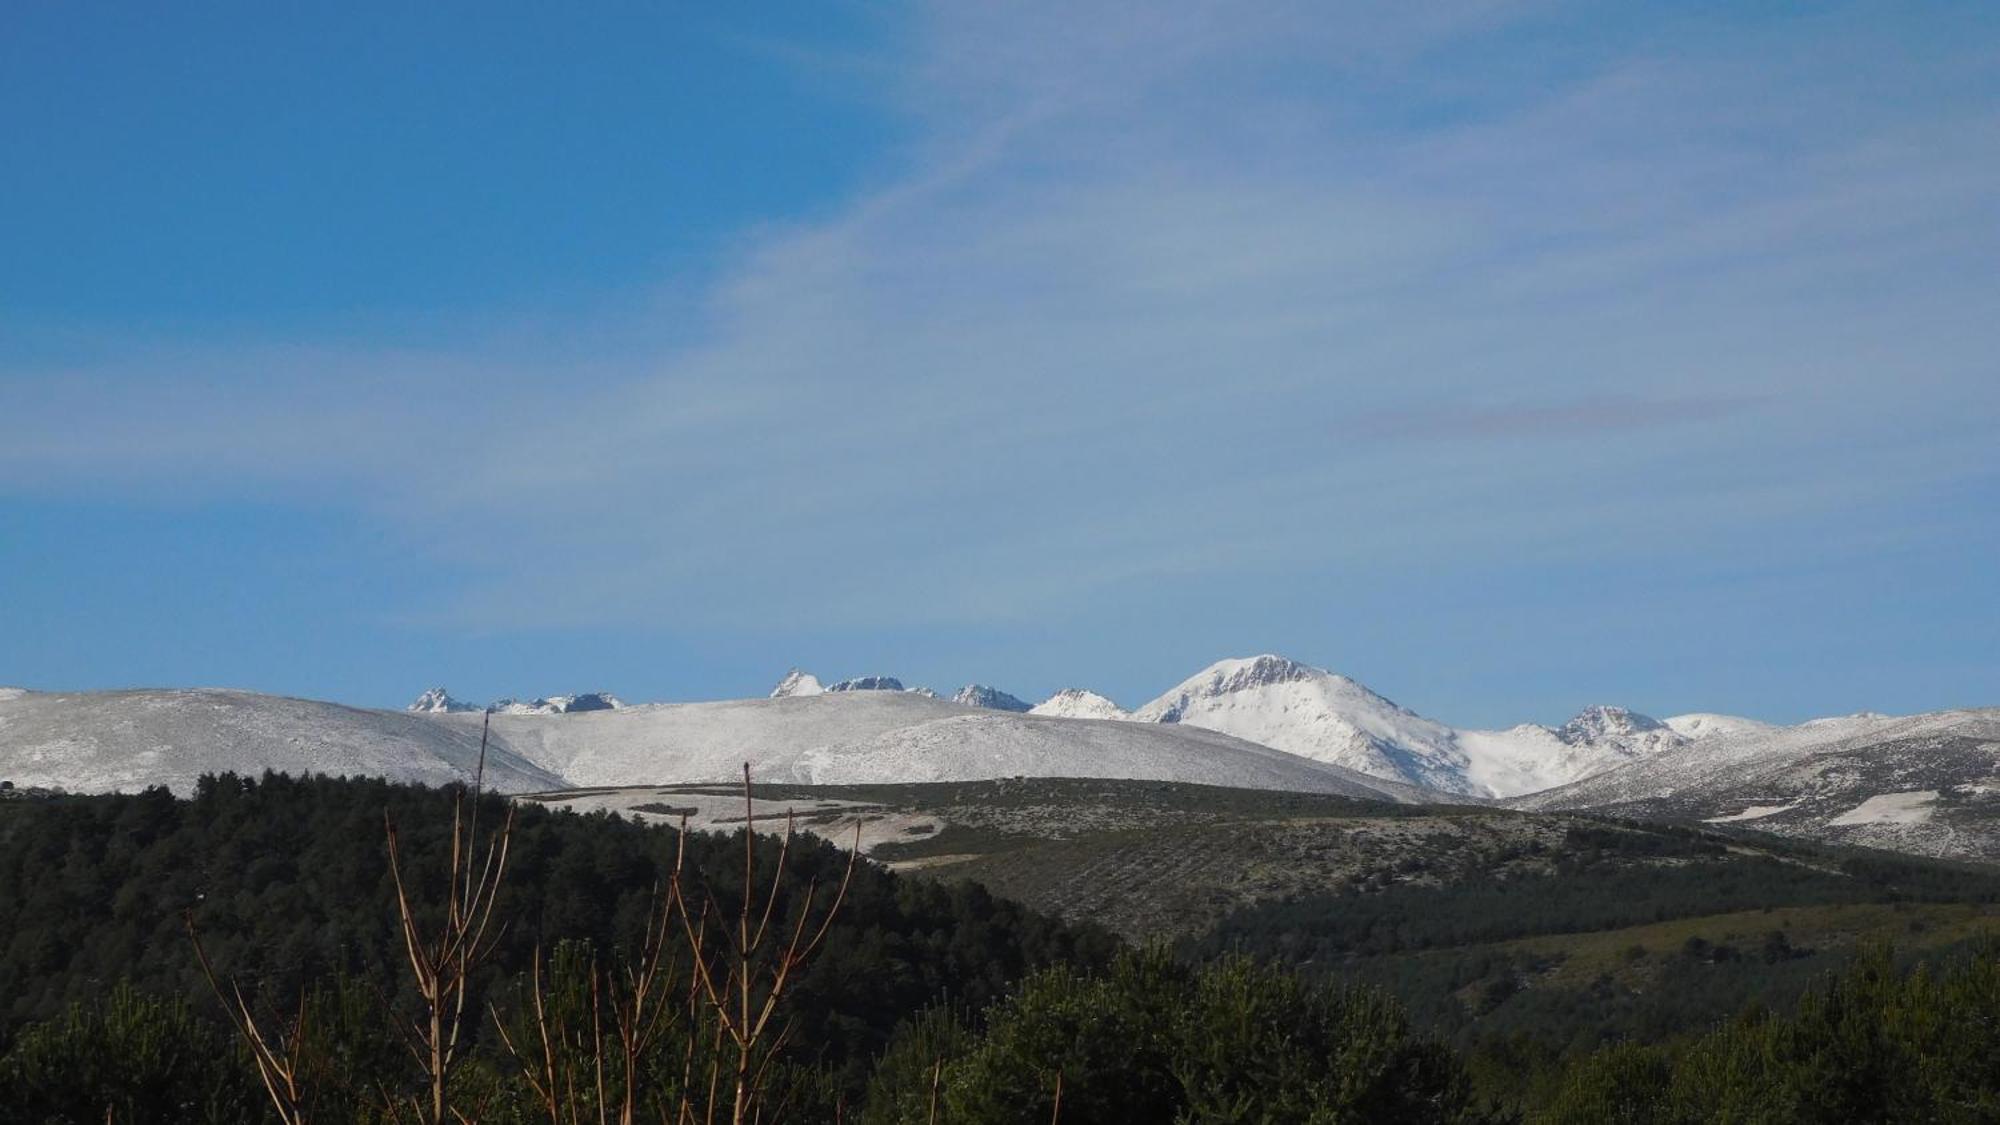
[769,669,825,698]
[1135,655,1401,725]
[952,685,1033,712]
[825,676,905,693]
[1200,654,1324,692]
[1556,706,1670,746]
[1031,689,1132,721]
[1134,656,1473,793]
[408,688,479,714]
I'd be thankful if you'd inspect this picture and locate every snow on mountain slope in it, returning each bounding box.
[1510,709,2000,859]
[1031,689,1132,721]
[1135,656,1479,792]
[0,688,563,795]
[0,684,1430,803]
[1556,706,1679,750]
[1513,711,1946,810]
[1664,713,1777,740]
[769,670,824,698]
[437,691,1428,801]
[952,685,1033,712]
[1132,656,1690,797]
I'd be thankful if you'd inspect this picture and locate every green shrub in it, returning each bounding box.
[0,982,264,1124]
[867,949,1494,1124]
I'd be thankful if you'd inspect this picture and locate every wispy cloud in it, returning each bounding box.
[1347,396,1763,443]
[3,1,1995,633]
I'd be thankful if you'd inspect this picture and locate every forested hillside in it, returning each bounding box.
[0,773,1114,1117]
[6,775,2000,1122]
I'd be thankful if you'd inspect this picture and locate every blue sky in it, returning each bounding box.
[2,1,1995,727]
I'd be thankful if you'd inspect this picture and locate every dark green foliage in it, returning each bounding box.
[0,982,266,1123]
[9,776,2000,1122]
[0,773,1116,1114]
[1184,825,2000,1083]
[864,949,1498,1124]
[1539,945,2000,1123]
[1172,955,1481,1124]
[858,1005,979,1124]
[930,951,1187,1124]
[1193,843,2000,965]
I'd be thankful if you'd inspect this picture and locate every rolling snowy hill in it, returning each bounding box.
[0,684,1424,803]
[0,688,563,795]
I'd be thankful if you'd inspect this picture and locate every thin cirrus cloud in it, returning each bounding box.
[3,0,1996,636]
[1346,397,1765,443]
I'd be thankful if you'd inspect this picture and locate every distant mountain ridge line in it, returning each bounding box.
[0,680,1429,805]
[6,655,1993,863]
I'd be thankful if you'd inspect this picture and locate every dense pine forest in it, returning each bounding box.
[5,775,2000,1122]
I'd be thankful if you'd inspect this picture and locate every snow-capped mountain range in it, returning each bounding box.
[1511,708,2000,859]
[5,655,1992,858]
[765,656,1698,798]
[951,685,1033,712]
[409,689,625,715]
[1118,656,1689,797]
[0,684,1421,804]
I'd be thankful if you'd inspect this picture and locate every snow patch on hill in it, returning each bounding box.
[1828,790,1938,827]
